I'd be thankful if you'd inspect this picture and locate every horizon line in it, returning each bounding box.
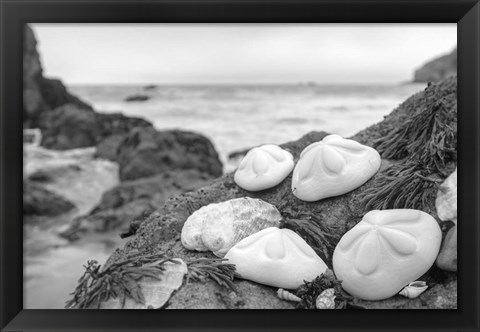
[65,81,421,86]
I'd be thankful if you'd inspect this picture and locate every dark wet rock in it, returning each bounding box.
[108,127,223,181]
[38,77,93,113]
[414,47,457,83]
[436,225,457,272]
[38,104,99,149]
[143,85,157,91]
[23,25,47,126]
[124,94,150,102]
[23,181,75,217]
[227,147,254,161]
[61,170,214,239]
[38,104,152,150]
[95,134,126,161]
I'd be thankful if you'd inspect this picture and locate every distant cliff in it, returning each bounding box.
[23,25,94,128]
[413,47,457,83]
[23,25,152,149]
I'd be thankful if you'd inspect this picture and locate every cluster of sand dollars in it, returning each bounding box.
[181,134,456,305]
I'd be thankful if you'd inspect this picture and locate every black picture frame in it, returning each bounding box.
[1,0,479,331]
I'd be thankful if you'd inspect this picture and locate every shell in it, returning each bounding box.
[291,134,381,202]
[332,209,442,301]
[100,258,187,309]
[225,227,328,289]
[399,281,428,299]
[316,288,336,309]
[435,167,457,223]
[234,145,294,191]
[277,288,301,302]
[181,197,282,257]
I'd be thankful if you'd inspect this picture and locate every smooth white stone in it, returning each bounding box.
[234,145,294,191]
[291,134,381,202]
[332,209,442,301]
[225,227,328,289]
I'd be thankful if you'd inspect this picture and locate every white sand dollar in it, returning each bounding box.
[291,134,381,201]
[225,227,328,289]
[181,197,282,257]
[332,209,442,301]
[234,145,294,191]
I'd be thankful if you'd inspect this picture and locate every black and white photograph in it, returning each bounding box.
[23,23,458,310]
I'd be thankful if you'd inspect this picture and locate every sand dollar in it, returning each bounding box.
[332,209,441,301]
[292,134,381,202]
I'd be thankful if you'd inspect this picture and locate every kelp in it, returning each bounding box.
[360,161,441,212]
[66,253,240,309]
[186,258,238,292]
[65,252,179,309]
[282,206,343,263]
[295,269,361,309]
[362,81,456,212]
[374,84,457,176]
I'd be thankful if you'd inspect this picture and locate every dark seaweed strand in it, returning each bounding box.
[374,85,456,175]
[359,161,442,212]
[186,258,238,292]
[281,206,343,264]
[65,252,179,309]
[295,269,358,309]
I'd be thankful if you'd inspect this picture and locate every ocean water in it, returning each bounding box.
[24,83,427,308]
[24,145,127,309]
[69,83,427,171]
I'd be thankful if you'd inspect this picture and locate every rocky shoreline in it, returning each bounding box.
[23,24,457,309]
[24,25,223,236]
[413,47,457,83]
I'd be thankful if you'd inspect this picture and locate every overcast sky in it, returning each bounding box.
[30,24,456,85]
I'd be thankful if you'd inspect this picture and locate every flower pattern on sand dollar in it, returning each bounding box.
[291,134,381,202]
[333,209,441,301]
[234,145,294,191]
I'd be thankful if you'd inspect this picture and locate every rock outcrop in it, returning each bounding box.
[62,128,224,239]
[23,25,153,150]
[101,127,223,181]
[24,25,225,243]
[94,76,457,309]
[62,170,215,239]
[23,180,76,217]
[23,26,92,128]
[38,104,151,150]
[413,47,457,83]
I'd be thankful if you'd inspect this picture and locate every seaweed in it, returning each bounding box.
[65,252,179,309]
[186,258,238,292]
[374,85,456,176]
[282,206,343,263]
[359,161,441,212]
[295,269,359,309]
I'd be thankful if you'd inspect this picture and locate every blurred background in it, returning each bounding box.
[23,23,457,308]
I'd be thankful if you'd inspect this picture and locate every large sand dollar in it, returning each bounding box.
[291,134,381,202]
[333,209,442,301]
[225,227,327,289]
